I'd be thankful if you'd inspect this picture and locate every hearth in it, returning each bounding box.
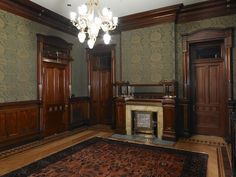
[132,111,157,137]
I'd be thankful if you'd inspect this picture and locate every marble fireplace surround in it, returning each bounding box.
[125,101,163,139]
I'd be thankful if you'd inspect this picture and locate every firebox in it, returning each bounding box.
[132,111,157,137]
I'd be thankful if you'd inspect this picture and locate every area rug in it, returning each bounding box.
[3,137,208,177]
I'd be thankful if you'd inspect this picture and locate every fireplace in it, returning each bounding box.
[126,102,163,139]
[133,111,157,137]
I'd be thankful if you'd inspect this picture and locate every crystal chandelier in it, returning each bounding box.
[70,0,118,49]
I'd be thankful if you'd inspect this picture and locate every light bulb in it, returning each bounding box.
[113,17,118,25]
[95,17,102,26]
[91,23,99,36]
[102,7,109,16]
[88,38,95,49]
[70,12,77,21]
[78,32,86,43]
[79,4,87,16]
[108,11,112,20]
[103,33,111,45]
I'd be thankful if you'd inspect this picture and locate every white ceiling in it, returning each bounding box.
[30,0,207,19]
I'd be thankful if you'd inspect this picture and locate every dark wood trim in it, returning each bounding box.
[70,97,90,102]
[0,0,78,36]
[182,28,233,100]
[118,4,181,31]
[182,28,233,137]
[0,100,40,108]
[177,0,236,23]
[177,98,191,137]
[0,0,236,35]
[162,98,177,141]
[69,97,90,129]
[0,100,40,150]
[0,0,235,35]
[86,44,116,94]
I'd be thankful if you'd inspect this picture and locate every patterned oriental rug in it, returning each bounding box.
[3,137,208,177]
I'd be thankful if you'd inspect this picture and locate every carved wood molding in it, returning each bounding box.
[177,0,236,23]
[118,4,181,31]
[182,28,233,100]
[0,100,40,109]
[0,1,235,35]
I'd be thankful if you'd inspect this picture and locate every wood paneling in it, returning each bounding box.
[0,101,39,149]
[162,98,176,141]
[192,60,225,136]
[70,97,90,129]
[113,97,126,134]
[87,45,116,126]
[182,28,233,137]
[177,99,190,137]
[37,34,72,137]
[118,4,181,31]
[177,0,236,23]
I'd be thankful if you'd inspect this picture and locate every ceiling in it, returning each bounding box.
[30,0,207,19]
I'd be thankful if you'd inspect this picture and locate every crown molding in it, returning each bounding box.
[0,0,78,36]
[177,0,236,23]
[0,0,235,35]
[118,4,182,31]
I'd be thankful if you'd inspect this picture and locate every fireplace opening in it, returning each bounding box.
[132,111,157,137]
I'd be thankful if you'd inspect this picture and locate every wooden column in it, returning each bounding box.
[114,97,126,134]
[162,97,176,141]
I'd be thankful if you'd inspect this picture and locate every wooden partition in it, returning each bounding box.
[0,101,40,150]
[69,97,90,129]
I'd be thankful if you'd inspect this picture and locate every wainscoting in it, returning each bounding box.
[0,101,40,150]
[70,97,90,129]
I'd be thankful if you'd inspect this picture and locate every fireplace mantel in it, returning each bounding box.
[113,97,177,141]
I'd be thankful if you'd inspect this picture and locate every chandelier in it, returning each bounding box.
[70,0,118,49]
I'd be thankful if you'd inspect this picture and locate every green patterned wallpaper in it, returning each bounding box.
[1,8,236,102]
[121,23,175,83]
[0,9,86,103]
[176,15,236,99]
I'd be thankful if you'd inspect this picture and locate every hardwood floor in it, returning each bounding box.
[0,128,231,177]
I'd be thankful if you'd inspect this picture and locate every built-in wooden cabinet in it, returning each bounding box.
[0,101,39,149]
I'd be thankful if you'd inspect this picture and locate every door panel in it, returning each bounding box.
[43,64,68,136]
[193,60,225,136]
[89,54,112,125]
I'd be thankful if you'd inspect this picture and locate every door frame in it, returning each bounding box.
[182,28,233,137]
[37,34,72,136]
[86,44,116,125]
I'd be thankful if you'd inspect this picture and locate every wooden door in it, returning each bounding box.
[192,59,226,136]
[42,63,69,136]
[89,53,112,125]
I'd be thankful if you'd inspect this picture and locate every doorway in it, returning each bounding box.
[37,34,72,137]
[87,45,116,126]
[190,41,226,136]
[182,28,233,137]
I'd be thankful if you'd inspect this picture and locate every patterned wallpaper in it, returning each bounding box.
[0,9,86,102]
[1,8,236,102]
[121,23,175,83]
[176,14,236,99]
